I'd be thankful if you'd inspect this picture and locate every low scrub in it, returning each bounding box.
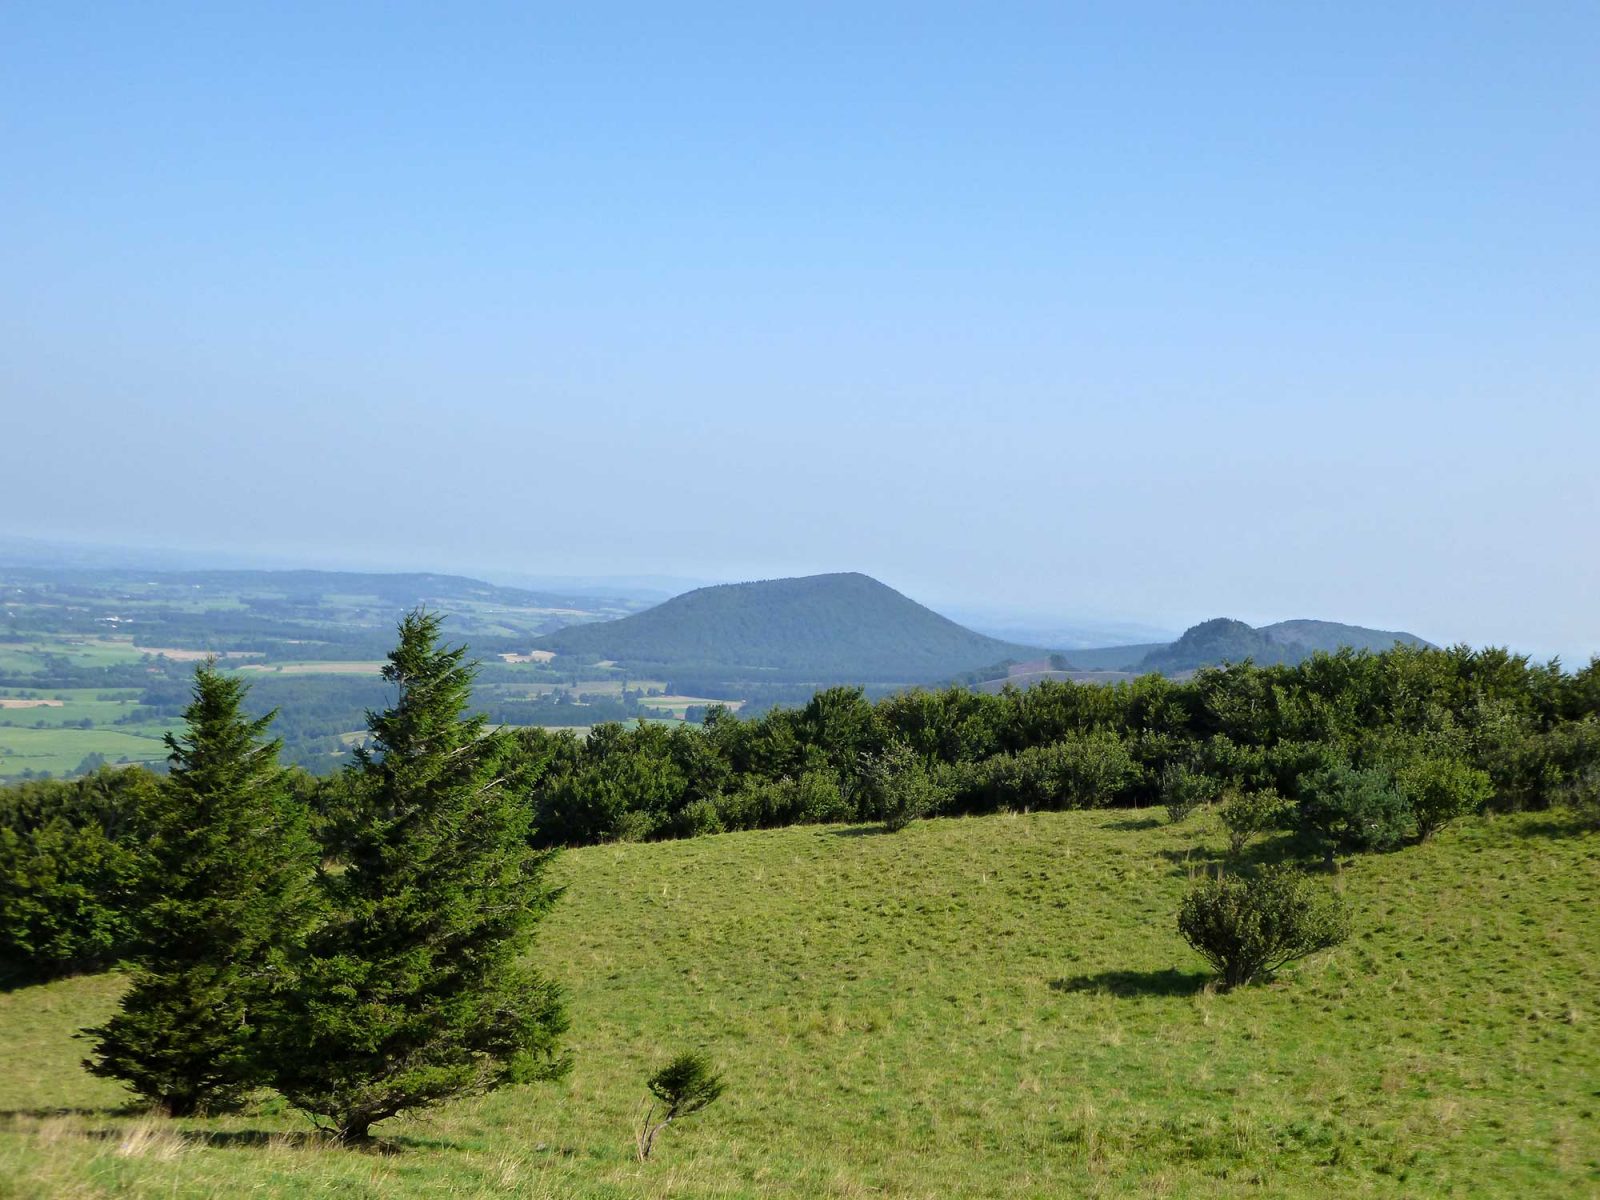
[1295,764,1411,860]
[1396,756,1493,841]
[857,742,945,832]
[1217,787,1287,857]
[1161,763,1220,824]
[1177,865,1351,988]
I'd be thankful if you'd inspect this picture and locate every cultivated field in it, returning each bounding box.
[0,689,170,775]
[234,661,387,676]
[0,808,1595,1197]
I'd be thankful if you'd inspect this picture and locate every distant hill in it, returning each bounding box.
[535,573,1040,683]
[1137,617,1434,674]
[1257,619,1434,656]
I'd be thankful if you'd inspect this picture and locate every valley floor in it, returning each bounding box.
[1,808,1597,1197]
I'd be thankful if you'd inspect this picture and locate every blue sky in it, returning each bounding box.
[3,3,1596,660]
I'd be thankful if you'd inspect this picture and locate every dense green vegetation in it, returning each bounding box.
[7,639,1596,987]
[1,808,1595,1196]
[507,642,1598,847]
[8,643,1595,961]
[0,768,153,978]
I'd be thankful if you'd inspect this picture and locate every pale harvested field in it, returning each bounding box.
[134,646,263,662]
[236,662,385,676]
[0,699,64,709]
[638,695,745,713]
[499,650,556,663]
[63,637,257,662]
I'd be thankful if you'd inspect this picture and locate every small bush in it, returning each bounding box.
[858,743,945,832]
[1562,765,1600,830]
[637,1051,724,1161]
[787,771,852,824]
[1177,866,1351,988]
[1161,763,1219,824]
[674,797,724,837]
[707,771,851,833]
[1217,787,1286,857]
[1396,756,1493,840]
[613,810,659,843]
[1295,763,1411,860]
[967,733,1140,814]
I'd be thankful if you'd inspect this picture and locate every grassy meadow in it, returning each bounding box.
[1,808,1596,1198]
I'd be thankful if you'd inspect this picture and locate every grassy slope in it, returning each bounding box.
[1,810,1596,1198]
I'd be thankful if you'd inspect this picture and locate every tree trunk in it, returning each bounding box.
[163,1095,199,1118]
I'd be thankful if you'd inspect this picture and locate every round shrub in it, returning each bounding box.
[1217,787,1287,857]
[857,742,946,832]
[1396,756,1493,840]
[1177,865,1351,988]
[1295,763,1411,859]
[1161,763,1219,824]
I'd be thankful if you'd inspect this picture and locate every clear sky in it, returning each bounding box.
[3,4,1596,661]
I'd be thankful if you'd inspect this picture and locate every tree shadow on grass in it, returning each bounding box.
[826,825,894,838]
[1049,968,1211,998]
[0,964,101,994]
[193,1129,444,1155]
[0,1106,140,1123]
[24,1123,417,1155]
[1156,844,1225,875]
[1103,816,1163,831]
[1156,831,1313,878]
[1511,812,1597,840]
[0,1109,462,1156]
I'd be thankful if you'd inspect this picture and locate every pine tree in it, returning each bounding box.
[84,662,316,1115]
[271,609,568,1142]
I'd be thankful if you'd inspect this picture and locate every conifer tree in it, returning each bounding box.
[84,662,316,1115]
[271,609,568,1142]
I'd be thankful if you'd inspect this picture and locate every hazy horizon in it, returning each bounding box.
[4,6,1596,664]
[1,530,1580,663]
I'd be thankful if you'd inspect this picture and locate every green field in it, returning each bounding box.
[0,726,170,776]
[0,689,170,775]
[1,808,1596,1197]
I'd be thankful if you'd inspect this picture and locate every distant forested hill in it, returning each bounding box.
[1136,617,1434,674]
[535,573,1039,683]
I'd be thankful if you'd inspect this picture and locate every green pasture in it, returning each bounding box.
[227,662,385,676]
[0,636,207,674]
[0,698,146,729]
[1,808,1596,1197]
[0,726,170,776]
